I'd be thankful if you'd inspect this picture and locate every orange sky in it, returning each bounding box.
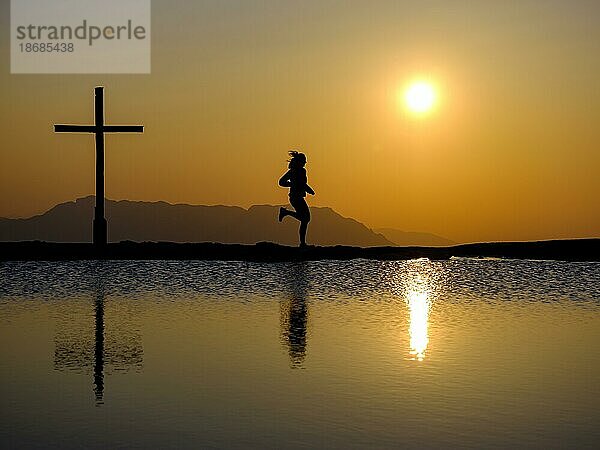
[1,0,599,243]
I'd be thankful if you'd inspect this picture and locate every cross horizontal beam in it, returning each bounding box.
[103,125,144,133]
[54,124,144,133]
[54,125,96,133]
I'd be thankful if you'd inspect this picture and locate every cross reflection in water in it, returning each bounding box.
[53,266,143,405]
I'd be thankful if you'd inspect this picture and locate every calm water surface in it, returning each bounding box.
[1,258,599,449]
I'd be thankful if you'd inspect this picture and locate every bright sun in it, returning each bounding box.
[404,81,436,114]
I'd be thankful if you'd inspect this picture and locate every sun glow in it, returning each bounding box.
[404,81,436,114]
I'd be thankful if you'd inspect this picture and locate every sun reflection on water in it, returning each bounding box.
[407,290,431,361]
[390,258,441,361]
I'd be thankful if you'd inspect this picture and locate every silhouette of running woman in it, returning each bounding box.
[278,151,315,247]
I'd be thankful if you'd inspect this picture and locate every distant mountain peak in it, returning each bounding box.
[374,227,456,247]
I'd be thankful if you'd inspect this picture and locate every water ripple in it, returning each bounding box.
[1,259,599,306]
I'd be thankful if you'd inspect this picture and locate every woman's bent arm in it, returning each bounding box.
[278,170,292,187]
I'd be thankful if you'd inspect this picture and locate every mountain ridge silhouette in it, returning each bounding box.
[0,196,398,246]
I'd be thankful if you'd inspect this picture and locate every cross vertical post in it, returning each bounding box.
[94,87,107,247]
